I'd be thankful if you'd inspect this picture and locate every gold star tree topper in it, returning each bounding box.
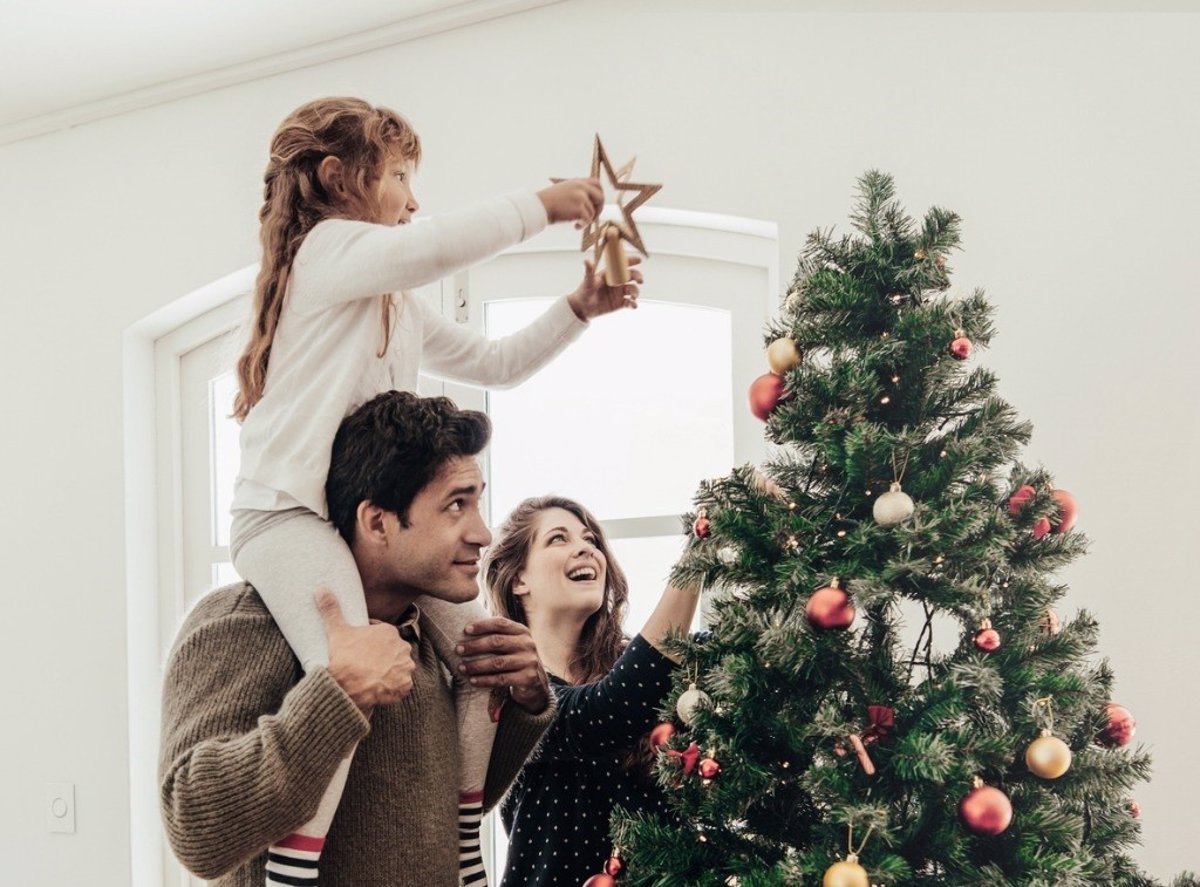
[556,135,661,284]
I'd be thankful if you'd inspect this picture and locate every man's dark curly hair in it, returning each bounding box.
[325,391,491,542]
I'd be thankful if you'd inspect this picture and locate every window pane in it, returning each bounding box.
[485,299,734,523]
[607,534,702,636]
[213,561,241,589]
[210,372,240,547]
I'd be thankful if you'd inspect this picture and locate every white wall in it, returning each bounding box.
[2,2,1197,883]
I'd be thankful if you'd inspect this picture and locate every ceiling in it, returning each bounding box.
[0,0,553,143]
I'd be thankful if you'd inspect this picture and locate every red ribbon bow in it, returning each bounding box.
[862,705,895,744]
[836,705,896,775]
[667,741,702,775]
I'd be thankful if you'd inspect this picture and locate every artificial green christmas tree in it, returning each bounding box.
[606,172,1196,887]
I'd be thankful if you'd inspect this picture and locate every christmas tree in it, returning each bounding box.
[600,172,1197,887]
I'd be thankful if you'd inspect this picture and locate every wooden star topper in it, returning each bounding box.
[555,135,662,272]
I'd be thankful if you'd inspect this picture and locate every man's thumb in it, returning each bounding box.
[315,587,345,631]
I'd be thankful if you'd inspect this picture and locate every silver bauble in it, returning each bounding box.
[872,482,915,526]
[676,683,711,724]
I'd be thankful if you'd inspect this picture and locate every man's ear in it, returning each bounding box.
[356,501,389,544]
[317,155,348,202]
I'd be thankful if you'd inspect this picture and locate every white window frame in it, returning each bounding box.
[124,208,777,887]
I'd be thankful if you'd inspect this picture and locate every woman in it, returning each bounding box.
[483,495,700,887]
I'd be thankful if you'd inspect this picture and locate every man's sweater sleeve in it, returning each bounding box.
[481,695,557,812]
[158,596,369,879]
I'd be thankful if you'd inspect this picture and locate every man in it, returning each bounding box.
[159,391,553,886]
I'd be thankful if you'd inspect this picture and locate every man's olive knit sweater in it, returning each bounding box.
[158,583,554,886]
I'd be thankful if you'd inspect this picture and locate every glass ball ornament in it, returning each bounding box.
[649,722,676,750]
[676,683,711,725]
[749,372,786,421]
[958,782,1013,836]
[822,854,869,887]
[872,481,915,526]
[1051,488,1078,533]
[1025,732,1072,779]
[1102,703,1137,747]
[806,581,856,630]
[766,337,802,374]
[949,329,973,360]
[974,619,1001,653]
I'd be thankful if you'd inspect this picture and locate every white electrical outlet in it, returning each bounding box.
[46,783,75,833]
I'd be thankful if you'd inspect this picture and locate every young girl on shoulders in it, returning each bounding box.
[229,96,640,887]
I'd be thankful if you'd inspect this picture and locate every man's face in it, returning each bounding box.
[385,456,491,603]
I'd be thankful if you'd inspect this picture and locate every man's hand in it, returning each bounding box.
[317,587,415,714]
[456,617,551,714]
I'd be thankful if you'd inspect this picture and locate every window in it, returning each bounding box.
[144,208,776,884]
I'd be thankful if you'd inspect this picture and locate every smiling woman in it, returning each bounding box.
[483,495,702,887]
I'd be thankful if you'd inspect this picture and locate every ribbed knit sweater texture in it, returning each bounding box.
[159,583,554,886]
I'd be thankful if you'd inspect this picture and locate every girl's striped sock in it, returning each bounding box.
[266,833,323,886]
[458,790,488,887]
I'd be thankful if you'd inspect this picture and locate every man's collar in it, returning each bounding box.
[373,603,421,642]
[395,603,421,643]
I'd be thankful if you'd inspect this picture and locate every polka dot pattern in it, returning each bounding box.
[498,635,676,887]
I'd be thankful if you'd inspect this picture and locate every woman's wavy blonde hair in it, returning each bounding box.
[232,97,421,422]
[484,495,630,684]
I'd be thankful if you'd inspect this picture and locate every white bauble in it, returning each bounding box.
[676,683,711,724]
[872,482,915,526]
[718,546,739,566]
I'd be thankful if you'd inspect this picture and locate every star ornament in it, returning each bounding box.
[557,135,661,262]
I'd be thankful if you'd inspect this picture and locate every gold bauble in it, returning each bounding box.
[766,337,802,374]
[823,859,869,887]
[1026,734,1072,779]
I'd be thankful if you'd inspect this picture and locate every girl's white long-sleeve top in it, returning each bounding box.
[233,191,587,519]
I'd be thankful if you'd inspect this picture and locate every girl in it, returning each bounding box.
[229,97,639,887]
[480,496,701,887]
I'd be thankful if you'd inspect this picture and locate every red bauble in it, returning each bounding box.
[1008,484,1036,516]
[1051,489,1078,533]
[698,757,721,779]
[583,875,617,887]
[974,619,1001,653]
[649,722,676,750]
[749,372,786,421]
[1102,703,1137,747]
[1032,516,1052,539]
[949,336,973,360]
[692,514,711,538]
[1129,800,1142,819]
[806,585,856,630]
[603,856,624,877]
[959,784,1013,836]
